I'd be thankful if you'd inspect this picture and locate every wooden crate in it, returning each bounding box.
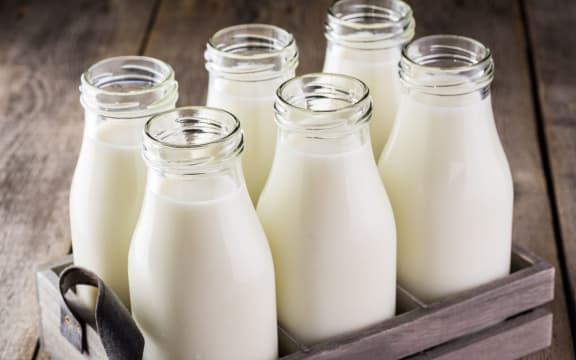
[36,245,554,359]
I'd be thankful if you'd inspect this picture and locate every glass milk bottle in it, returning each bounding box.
[205,24,298,203]
[258,73,397,345]
[323,0,415,157]
[379,35,513,302]
[70,56,178,307]
[129,107,277,360]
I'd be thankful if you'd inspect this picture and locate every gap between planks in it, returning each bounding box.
[138,0,164,56]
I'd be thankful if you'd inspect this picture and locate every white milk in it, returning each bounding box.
[129,174,277,360]
[258,140,396,345]
[206,79,280,203]
[324,45,402,156]
[71,56,177,308]
[205,24,298,203]
[70,120,146,307]
[378,94,513,302]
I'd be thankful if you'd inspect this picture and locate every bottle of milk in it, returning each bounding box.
[378,35,513,302]
[70,56,178,308]
[258,73,397,345]
[129,107,278,360]
[323,0,415,157]
[205,24,299,203]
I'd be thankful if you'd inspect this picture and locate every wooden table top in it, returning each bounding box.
[0,0,574,359]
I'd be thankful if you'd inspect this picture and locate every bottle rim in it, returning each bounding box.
[81,56,175,96]
[399,34,495,96]
[325,0,415,50]
[275,72,372,134]
[143,106,244,173]
[80,56,178,118]
[144,106,241,149]
[205,24,299,81]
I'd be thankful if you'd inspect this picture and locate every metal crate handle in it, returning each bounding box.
[58,266,144,360]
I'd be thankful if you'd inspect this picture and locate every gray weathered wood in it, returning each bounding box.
[281,246,554,359]
[87,0,576,358]
[35,256,309,359]
[407,308,553,360]
[523,0,576,342]
[0,0,571,359]
[0,0,156,358]
[406,1,576,358]
[143,0,332,106]
[36,246,554,360]
[36,257,107,360]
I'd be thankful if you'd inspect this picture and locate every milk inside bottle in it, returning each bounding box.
[323,0,415,156]
[129,107,278,360]
[205,24,299,203]
[70,56,178,308]
[378,35,513,302]
[258,73,397,345]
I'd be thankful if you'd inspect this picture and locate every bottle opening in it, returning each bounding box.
[399,35,494,96]
[325,0,415,50]
[403,34,490,68]
[205,24,299,81]
[144,107,244,173]
[275,73,372,133]
[83,57,172,91]
[80,56,178,118]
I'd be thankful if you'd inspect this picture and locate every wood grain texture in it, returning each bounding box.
[143,0,332,106]
[282,246,554,359]
[36,248,554,360]
[407,308,553,360]
[144,0,574,358]
[0,0,156,359]
[36,257,108,360]
[0,0,571,359]
[523,0,576,344]
[406,1,575,358]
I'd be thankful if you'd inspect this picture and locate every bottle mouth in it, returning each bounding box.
[205,24,299,81]
[143,107,244,173]
[80,56,178,118]
[275,73,372,134]
[325,0,415,50]
[399,35,494,95]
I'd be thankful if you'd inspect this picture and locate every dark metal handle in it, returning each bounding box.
[58,266,144,360]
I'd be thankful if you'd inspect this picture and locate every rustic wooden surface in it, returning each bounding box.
[524,0,576,348]
[0,0,573,359]
[406,308,553,360]
[280,246,554,359]
[0,0,156,358]
[35,248,554,360]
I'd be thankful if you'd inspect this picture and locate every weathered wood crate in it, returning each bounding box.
[36,245,554,359]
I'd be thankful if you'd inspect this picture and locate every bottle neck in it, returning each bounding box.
[204,24,298,83]
[275,73,372,154]
[207,70,295,99]
[399,35,494,103]
[325,40,402,64]
[143,107,245,183]
[324,0,415,51]
[401,86,492,107]
[145,157,245,202]
[82,112,148,148]
[277,125,372,155]
[80,56,178,146]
